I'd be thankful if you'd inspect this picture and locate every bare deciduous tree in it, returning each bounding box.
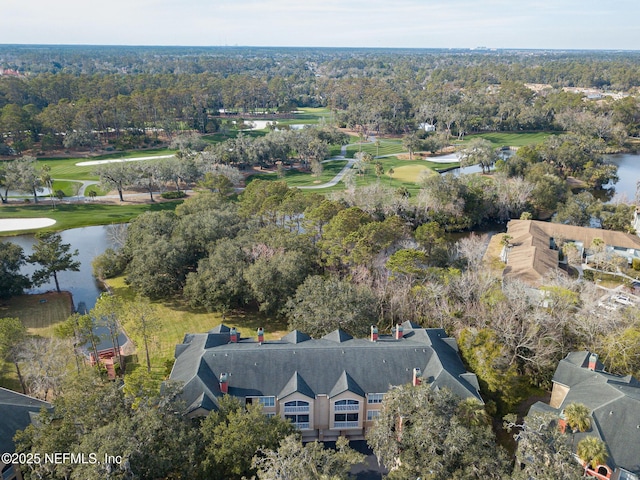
[17,337,73,400]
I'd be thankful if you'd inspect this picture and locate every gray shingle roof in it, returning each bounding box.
[535,351,640,475]
[281,330,311,344]
[169,322,483,415]
[0,388,51,454]
[322,329,353,343]
[329,371,366,398]
[279,372,315,400]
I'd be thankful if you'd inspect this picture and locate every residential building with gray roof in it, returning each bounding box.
[529,351,640,480]
[168,321,483,441]
[0,388,51,480]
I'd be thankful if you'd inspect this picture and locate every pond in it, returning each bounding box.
[445,152,640,202]
[603,152,640,202]
[5,225,119,311]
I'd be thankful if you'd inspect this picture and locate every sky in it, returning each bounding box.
[3,0,639,50]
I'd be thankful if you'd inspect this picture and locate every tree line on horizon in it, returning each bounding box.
[1,47,639,154]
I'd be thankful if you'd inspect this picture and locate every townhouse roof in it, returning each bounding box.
[503,220,640,286]
[0,388,51,454]
[169,321,483,415]
[530,351,640,475]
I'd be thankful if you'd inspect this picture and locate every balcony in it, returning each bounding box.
[284,405,310,414]
[334,421,360,428]
[293,422,310,430]
[334,404,359,412]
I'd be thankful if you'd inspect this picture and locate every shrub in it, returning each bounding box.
[632,258,640,271]
[161,191,187,199]
[92,248,127,279]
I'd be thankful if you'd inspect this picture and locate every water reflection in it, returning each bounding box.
[601,153,640,203]
[5,225,117,310]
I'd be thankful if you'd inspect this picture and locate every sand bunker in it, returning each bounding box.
[0,218,56,232]
[76,154,174,166]
[427,153,461,163]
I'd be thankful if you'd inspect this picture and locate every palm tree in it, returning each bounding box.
[564,403,591,433]
[500,234,513,248]
[456,397,489,427]
[40,164,55,209]
[577,436,608,475]
[375,161,384,179]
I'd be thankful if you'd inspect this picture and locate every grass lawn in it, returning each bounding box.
[245,156,457,199]
[350,157,449,198]
[391,164,436,183]
[50,180,82,197]
[38,148,175,181]
[345,138,404,158]
[0,292,74,337]
[277,107,332,125]
[454,132,556,148]
[106,277,288,377]
[247,160,348,187]
[0,292,74,390]
[0,201,181,236]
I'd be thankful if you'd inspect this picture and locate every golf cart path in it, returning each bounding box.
[297,144,354,190]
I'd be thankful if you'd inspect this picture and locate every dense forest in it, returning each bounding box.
[3,46,640,479]
[1,46,640,154]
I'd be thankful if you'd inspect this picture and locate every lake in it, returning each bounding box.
[4,225,118,311]
[446,152,640,202]
[604,152,640,202]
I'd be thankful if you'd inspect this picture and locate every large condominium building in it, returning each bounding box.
[169,321,483,441]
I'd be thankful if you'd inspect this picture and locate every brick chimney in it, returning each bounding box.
[395,324,404,340]
[257,327,264,343]
[370,325,378,342]
[229,327,238,343]
[412,368,422,386]
[588,353,598,371]
[219,372,229,393]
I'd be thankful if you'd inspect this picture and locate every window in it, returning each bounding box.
[259,396,275,407]
[334,399,359,411]
[618,469,637,480]
[334,412,359,428]
[284,400,310,413]
[2,463,16,480]
[286,414,310,429]
[367,410,380,421]
[247,396,275,407]
[368,393,384,404]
